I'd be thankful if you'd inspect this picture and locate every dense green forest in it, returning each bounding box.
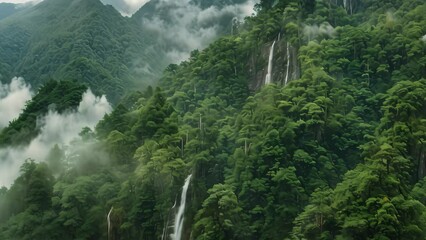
[0,0,161,103]
[0,0,425,239]
[0,0,252,103]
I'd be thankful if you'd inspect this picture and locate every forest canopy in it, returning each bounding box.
[0,0,425,239]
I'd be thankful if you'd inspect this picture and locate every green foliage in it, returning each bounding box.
[131,87,178,142]
[0,3,26,21]
[1,0,425,239]
[0,160,54,224]
[193,184,241,240]
[0,0,161,102]
[292,187,336,240]
[0,80,87,146]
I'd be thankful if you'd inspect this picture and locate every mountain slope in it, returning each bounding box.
[0,0,425,239]
[131,0,256,63]
[0,0,256,103]
[0,80,87,146]
[0,0,160,102]
[0,3,22,21]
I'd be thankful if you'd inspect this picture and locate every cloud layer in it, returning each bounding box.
[0,90,111,187]
[139,0,257,62]
[0,77,32,129]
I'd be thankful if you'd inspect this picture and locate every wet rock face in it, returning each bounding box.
[247,39,300,91]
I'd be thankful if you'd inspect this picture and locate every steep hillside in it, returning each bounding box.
[131,0,256,63]
[0,0,159,102]
[0,80,87,146]
[0,3,22,20]
[0,0,425,240]
[0,0,256,103]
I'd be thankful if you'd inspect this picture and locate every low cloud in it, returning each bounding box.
[303,22,336,42]
[0,90,111,187]
[139,0,257,63]
[0,77,32,129]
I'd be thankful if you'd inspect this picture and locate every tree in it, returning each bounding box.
[193,184,241,240]
[292,187,336,240]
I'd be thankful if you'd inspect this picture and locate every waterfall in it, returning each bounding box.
[162,198,177,240]
[107,207,113,240]
[285,42,290,85]
[172,174,192,240]
[264,41,276,85]
[343,0,352,14]
[231,17,238,35]
[292,46,300,80]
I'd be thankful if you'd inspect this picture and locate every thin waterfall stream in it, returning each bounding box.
[172,174,192,240]
[264,40,276,85]
[285,42,290,85]
[107,207,113,240]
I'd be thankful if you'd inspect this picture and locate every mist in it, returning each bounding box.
[303,22,336,42]
[0,90,111,187]
[0,77,32,129]
[100,0,150,16]
[139,0,257,63]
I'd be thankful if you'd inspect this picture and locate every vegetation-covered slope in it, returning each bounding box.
[0,0,160,102]
[0,0,255,103]
[0,3,26,21]
[0,80,87,146]
[0,0,425,239]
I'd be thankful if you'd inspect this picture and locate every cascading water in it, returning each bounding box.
[107,207,113,240]
[162,198,177,240]
[285,42,290,85]
[344,0,352,14]
[264,41,276,85]
[231,17,238,35]
[172,174,192,240]
[292,46,300,80]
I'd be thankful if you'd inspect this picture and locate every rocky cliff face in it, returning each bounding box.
[248,38,300,90]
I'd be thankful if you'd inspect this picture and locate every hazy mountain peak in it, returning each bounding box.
[0,2,40,21]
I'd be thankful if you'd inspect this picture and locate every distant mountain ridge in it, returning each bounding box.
[0,3,19,20]
[0,3,32,21]
[0,0,160,102]
[131,0,254,63]
[0,0,254,102]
